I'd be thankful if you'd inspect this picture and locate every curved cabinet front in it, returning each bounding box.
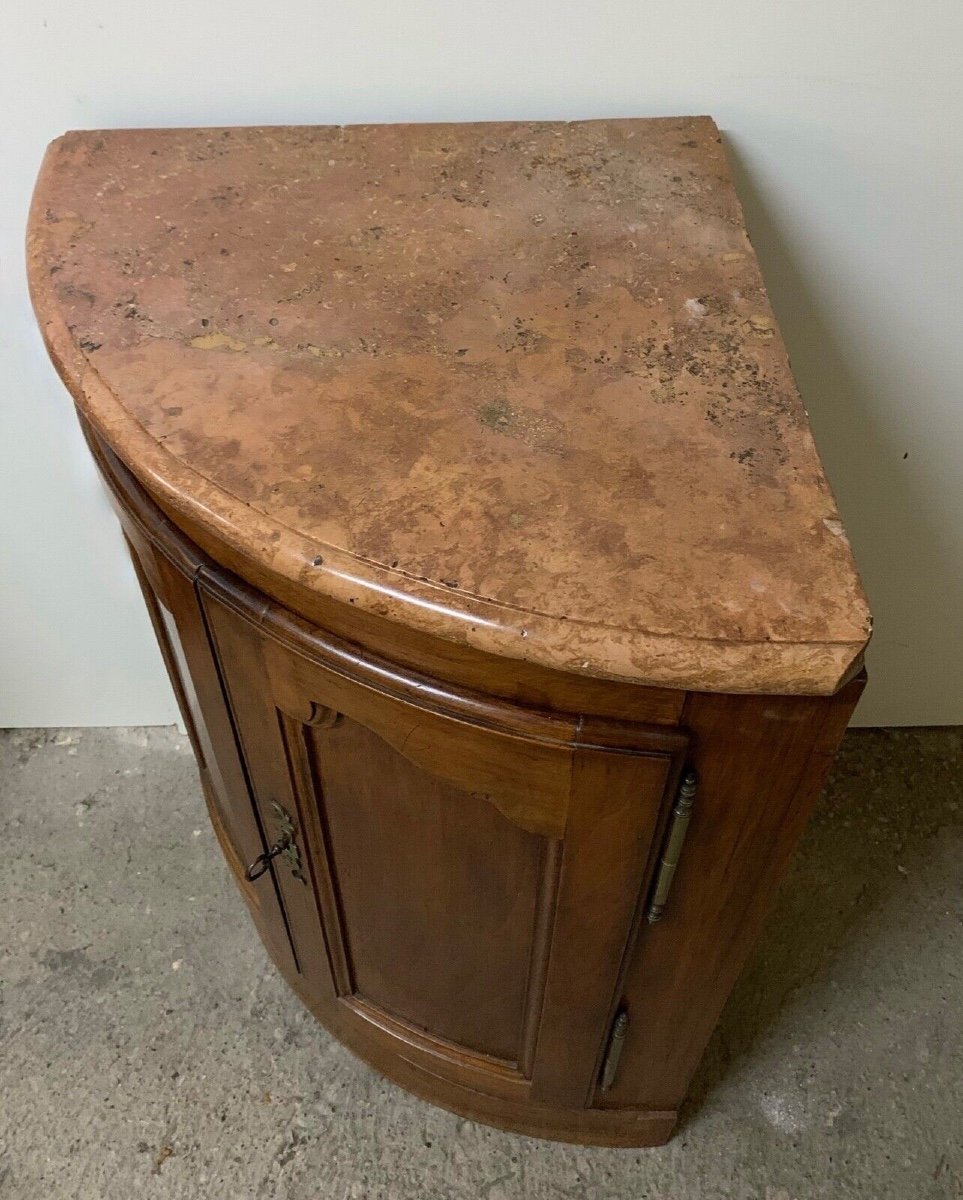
[90,427,691,1146]
[202,580,686,1143]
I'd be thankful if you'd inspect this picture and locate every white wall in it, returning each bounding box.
[2,1,961,727]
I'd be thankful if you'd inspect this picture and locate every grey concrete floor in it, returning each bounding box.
[0,726,960,1199]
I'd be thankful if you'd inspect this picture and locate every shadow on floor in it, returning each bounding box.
[682,725,962,1124]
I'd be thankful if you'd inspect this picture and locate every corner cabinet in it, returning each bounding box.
[87,429,861,1145]
[30,119,871,1145]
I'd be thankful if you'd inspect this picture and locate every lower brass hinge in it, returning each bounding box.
[599,1009,629,1091]
[646,769,698,923]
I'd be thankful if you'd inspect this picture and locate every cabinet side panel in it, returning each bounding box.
[120,530,299,976]
[604,681,864,1109]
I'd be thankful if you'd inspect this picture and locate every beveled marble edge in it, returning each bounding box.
[27,134,870,697]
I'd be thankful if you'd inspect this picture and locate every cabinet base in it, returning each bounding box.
[279,953,678,1148]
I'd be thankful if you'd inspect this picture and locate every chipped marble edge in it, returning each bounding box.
[26,142,871,698]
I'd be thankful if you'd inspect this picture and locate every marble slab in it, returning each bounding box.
[28,118,871,694]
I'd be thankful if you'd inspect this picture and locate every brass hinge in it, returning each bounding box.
[599,1008,629,1091]
[646,769,698,923]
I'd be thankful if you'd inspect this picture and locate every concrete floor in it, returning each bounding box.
[0,726,960,1199]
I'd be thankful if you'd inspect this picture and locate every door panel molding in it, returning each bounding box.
[279,704,550,1065]
[277,711,355,999]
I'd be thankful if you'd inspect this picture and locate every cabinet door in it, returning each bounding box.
[199,571,688,1120]
[117,512,298,979]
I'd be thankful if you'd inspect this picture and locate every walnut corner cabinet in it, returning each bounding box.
[28,118,871,1147]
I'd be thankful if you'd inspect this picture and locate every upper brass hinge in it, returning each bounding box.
[646,768,698,923]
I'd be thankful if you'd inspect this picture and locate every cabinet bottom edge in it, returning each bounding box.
[248,917,678,1146]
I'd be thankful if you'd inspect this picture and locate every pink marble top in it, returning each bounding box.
[28,118,870,694]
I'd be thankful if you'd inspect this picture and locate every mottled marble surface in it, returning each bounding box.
[28,118,870,693]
